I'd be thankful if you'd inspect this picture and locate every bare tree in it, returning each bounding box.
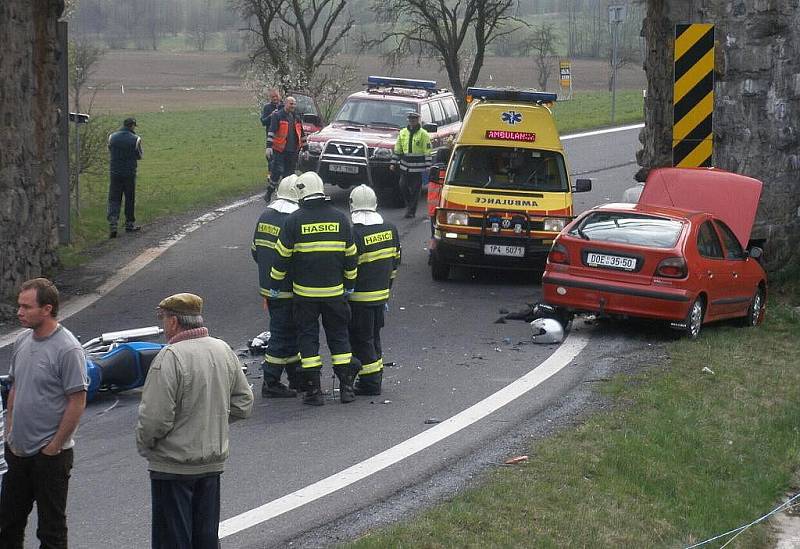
[69,38,104,113]
[369,0,521,115]
[232,0,355,84]
[522,22,559,91]
[187,1,214,51]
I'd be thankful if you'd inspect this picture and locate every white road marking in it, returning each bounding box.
[218,332,589,538]
[562,123,644,141]
[0,195,260,350]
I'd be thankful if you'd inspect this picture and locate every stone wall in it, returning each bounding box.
[638,0,800,272]
[0,0,65,315]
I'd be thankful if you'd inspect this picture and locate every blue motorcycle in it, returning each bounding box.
[1,326,165,406]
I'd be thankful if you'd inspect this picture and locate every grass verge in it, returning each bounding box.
[60,90,643,265]
[347,302,800,548]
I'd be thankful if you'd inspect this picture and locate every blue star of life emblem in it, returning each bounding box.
[501,111,522,125]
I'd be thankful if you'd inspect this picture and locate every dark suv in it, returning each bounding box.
[299,76,462,206]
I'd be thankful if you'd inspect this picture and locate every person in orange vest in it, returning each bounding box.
[426,147,452,237]
[266,96,307,202]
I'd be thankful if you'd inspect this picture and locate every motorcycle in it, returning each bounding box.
[1,326,165,407]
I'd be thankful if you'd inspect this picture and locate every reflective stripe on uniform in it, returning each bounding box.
[292,282,344,298]
[345,243,358,257]
[270,267,287,281]
[358,358,383,376]
[301,355,323,369]
[331,352,352,366]
[294,241,346,253]
[349,289,391,302]
[276,239,293,258]
[344,268,358,280]
[259,288,293,299]
[357,247,397,265]
[390,270,397,280]
[254,238,276,249]
[265,353,301,365]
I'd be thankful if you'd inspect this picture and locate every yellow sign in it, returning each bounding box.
[364,230,393,246]
[559,61,571,88]
[301,222,340,235]
[672,23,714,167]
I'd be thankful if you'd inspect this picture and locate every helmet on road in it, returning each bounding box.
[530,317,564,344]
[276,174,299,202]
[295,171,326,201]
[349,185,378,212]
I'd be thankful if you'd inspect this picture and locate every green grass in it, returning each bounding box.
[347,303,800,548]
[60,91,643,264]
[553,89,644,134]
[61,108,266,265]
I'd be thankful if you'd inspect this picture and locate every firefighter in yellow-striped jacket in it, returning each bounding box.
[268,171,360,406]
[347,185,401,396]
[251,175,302,398]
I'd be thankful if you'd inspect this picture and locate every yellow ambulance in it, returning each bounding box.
[430,87,592,280]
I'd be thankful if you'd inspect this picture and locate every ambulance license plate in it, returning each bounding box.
[586,252,636,271]
[484,244,525,257]
[328,164,359,174]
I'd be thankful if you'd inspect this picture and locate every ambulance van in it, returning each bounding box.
[429,87,592,280]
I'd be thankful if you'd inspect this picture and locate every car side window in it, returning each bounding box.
[697,221,724,259]
[429,100,446,126]
[713,220,746,260]
[442,97,459,124]
[420,103,433,125]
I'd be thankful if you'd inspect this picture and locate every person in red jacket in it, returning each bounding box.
[426,147,451,237]
[265,97,307,201]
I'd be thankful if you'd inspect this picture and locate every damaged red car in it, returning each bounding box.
[542,167,767,338]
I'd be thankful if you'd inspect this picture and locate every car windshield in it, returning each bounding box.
[570,212,684,248]
[290,93,316,116]
[445,146,569,192]
[333,99,415,128]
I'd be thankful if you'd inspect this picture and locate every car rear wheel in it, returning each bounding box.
[685,297,705,339]
[742,287,765,327]
[431,256,450,281]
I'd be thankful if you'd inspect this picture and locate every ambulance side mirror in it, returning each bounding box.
[573,178,592,193]
[423,123,438,133]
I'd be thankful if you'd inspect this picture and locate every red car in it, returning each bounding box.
[542,167,767,338]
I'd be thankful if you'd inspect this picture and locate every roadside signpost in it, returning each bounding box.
[559,60,572,100]
[608,4,626,124]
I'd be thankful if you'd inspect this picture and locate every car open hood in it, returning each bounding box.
[639,167,763,246]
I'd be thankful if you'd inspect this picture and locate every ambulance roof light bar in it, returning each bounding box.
[465,87,558,104]
[367,76,438,92]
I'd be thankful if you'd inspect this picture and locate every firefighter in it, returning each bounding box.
[347,185,401,396]
[251,174,302,398]
[268,171,360,406]
[391,111,432,218]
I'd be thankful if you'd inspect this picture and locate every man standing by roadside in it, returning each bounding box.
[107,117,143,238]
[266,96,306,201]
[136,293,253,549]
[260,89,283,189]
[252,175,302,398]
[391,110,432,218]
[0,278,88,549]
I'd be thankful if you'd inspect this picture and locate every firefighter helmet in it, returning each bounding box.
[295,171,326,201]
[276,174,299,202]
[349,185,378,212]
[530,317,564,344]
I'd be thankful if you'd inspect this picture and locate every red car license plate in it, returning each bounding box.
[586,252,636,271]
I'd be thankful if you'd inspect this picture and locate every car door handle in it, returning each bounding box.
[706,270,714,278]
[732,272,739,278]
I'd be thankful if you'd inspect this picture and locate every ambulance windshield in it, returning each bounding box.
[446,146,569,192]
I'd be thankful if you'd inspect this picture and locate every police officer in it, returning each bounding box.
[347,185,400,396]
[268,172,360,406]
[391,111,432,218]
[107,117,144,238]
[266,97,307,201]
[252,175,302,398]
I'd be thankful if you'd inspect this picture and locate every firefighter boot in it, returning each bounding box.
[302,369,325,406]
[333,358,360,404]
[286,363,303,393]
[354,371,383,396]
[261,360,297,398]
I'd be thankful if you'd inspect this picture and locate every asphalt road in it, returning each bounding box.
[1,126,642,548]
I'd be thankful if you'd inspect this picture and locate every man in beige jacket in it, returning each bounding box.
[136,293,253,549]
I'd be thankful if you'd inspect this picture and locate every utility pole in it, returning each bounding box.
[69,112,90,217]
[609,4,626,124]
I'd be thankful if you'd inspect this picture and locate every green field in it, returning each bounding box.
[61,90,644,265]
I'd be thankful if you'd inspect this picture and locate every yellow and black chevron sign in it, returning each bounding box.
[672,23,714,167]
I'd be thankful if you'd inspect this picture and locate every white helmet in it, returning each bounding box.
[530,317,564,344]
[276,174,299,202]
[295,171,326,201]
[349,185,378,212]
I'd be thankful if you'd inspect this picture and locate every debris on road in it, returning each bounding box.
[504,455,529,465]
[247,331,270,354]
[701,366,715,375]
[424,418,442,424]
